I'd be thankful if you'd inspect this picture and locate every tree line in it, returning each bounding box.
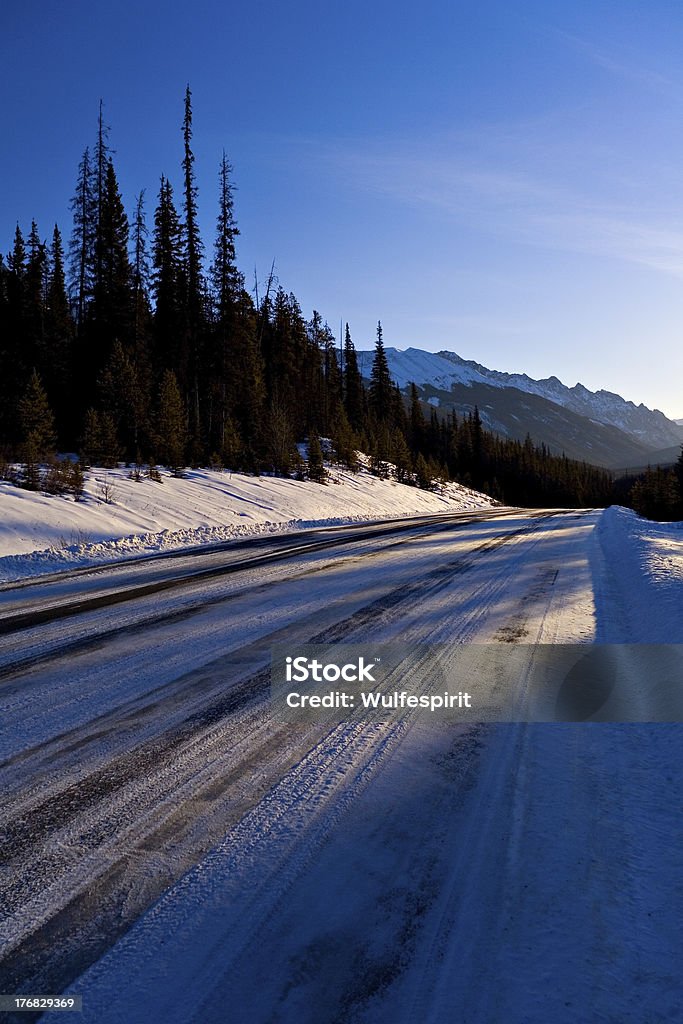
[0,89,635,509]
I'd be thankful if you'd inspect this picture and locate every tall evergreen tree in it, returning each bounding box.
[132,191,150,301]
[264,288,310,425]
[674,446,683,518]
[152,175,185,372]
[181,85,204,322]
[211,151,240,318]
[44,225,74,439]
[7,223,27,334]
[99,340,146,456]
[207,151,242,453]
[2,226,29,438]
[181,85,204,445]
[68,147,95,329]
[154,369,187,474]
[342,323,365,431]
[130,190,153,373]
[18,370,56,487]
[369,320,393,422]
[0,252,9,437]
[92,100,112,302]
[92,158,132,358]
[309,313,342,434]
[307,430,327,483]
[264,390,298,475]
[24,221,48,370]
[408,382,426,451]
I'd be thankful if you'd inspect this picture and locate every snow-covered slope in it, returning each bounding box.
[357,347,683,452]
[0,463,494,582]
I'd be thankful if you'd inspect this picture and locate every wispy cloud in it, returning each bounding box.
[551,29,675,92]
[319,137,683,279]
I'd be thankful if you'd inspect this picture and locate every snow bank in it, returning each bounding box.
[0,464,494,583]
[597,505,683,641]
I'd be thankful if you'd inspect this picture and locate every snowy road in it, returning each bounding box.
[1,508,681,1023]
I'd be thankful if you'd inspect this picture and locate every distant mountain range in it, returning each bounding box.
[356,347,683,471]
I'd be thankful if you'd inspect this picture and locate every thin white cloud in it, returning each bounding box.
[550,28,675,92]
[323,140,683,280]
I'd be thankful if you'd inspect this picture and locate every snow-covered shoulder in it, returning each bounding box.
[596,505,683,642]
[0,465,494,583]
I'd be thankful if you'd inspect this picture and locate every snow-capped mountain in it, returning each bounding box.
[357,347,683,469]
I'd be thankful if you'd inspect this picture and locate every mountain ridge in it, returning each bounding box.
[356,346,683,469]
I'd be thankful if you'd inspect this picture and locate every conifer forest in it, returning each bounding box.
[0,90,628,509]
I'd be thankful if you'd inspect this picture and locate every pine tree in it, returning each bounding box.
[18,370,56,487]
[342,323,365,430]
[329,409,360,471]
[208,151,243,456]
[80,408,121,468]
[1,227,29,439]
[98,340,146,456]
[152,176,185,372]
[182,85,204,326]
[211,151,240,318]
[80,408,102,467]
[0,253,9,440]
[218,414,242,468]
[414,452,432,490]
[390,428,412,483]
[23,222,50,389]
[229,297,265,465]
[155,369,187,474]
[97,412,121,468]
[370,424,392,479]
[45,225,74,439]
[68,147,95,329]
[92,100,113,303]
[310,314,342,435]
[369,320,393,422]
[265,390,298,475]
[132,191,150,304]
[265,288,311,435]
[8,224,26,277]
[672,445,683,519]
[307,430,327,483]
[130,191,154,384]
[7,224,27,337]
[93,158,132,353]
[408,382,426,451]
[69,459,85,499]
[181,85,205,445]
[471,405,485,487]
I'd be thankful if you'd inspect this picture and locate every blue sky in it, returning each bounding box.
[2,0,683,416]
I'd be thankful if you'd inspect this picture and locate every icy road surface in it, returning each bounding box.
[0,508,681,1023]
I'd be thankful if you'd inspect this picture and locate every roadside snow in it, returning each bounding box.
[596,505,683,642]
[0,464,494,583]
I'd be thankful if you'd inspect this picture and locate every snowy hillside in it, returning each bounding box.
[357,347,683,452]
[0,464,494,582]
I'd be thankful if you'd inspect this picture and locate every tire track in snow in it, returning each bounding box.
[0,512,559,1001]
